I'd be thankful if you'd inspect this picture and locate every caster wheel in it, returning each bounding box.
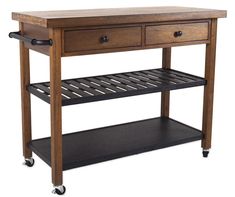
[52,185,66,195]
[202,150,209,158]
[24,158,35,167]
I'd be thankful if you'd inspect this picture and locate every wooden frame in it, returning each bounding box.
[161,47,171,117]
[21,20,211,57]
[49,28,63,186]
[20,22,32,159]
[202,19,217,150]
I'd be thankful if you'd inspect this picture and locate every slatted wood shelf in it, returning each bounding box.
[29,117,202,170]
[28,68,206,106]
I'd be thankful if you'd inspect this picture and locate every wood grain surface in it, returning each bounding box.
[64,26,141,53]
[12,7,226,28]
[146,22,209,45]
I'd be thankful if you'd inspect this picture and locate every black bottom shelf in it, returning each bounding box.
[28,68,206,106]
[30,117,202,170]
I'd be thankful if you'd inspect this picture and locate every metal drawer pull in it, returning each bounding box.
[100,35,109,43]
[174,31,183,37]
[9,31,53,46]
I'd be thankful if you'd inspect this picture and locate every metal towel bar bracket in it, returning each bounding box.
[9,31,53,46]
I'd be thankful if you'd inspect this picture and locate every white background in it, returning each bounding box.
[0,0,233,196]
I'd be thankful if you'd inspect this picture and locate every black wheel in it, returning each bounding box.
[24,158,35,167]
[203,151,209,158]
[54,186,66,195]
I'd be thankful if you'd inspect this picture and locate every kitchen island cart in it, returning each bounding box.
[9,6,226,194]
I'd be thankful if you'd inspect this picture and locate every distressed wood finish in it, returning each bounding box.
[161,48,171,117]
[64,26,141,53]
[63,38,209,57]
[146,22,209,45]
[49,28,63,186]
[202,19,217,149]
[12,7,226,28]
[62,20,210,56]
[23,24,49,55]
[20,23,32,158]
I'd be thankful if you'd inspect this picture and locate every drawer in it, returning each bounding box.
[64,26,142,53]
[145,22,209,45]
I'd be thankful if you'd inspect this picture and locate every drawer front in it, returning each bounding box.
[146,22,209,45]
[64,26,142,53]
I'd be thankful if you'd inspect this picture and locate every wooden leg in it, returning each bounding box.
[49,28,63,186]
[202,19,217,150]
[161,48,171,117]
[20,23,32,159]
